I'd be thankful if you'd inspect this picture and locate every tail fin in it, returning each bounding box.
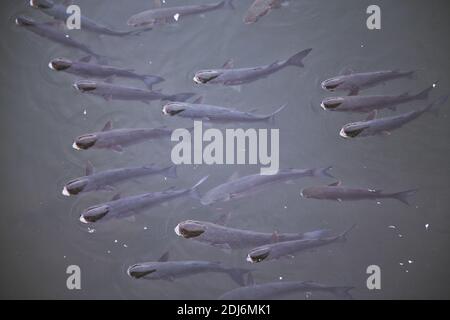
[189,176,209,200]
[226,268,252,286]
[163,165,178,179]
[424,94,448,117]
[222,0,235,9]
[265,104,287,124]
[302,229,329,240]
[142,75,165,90]
[168,92,196,102]
[391,189,418,206]
[332,286,354,300]
[312,166,335,179]
[337,224,356,241]
[413,83,436,101]
[286,48,312,68]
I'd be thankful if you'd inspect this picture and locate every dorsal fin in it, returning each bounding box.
[193,96,204,104]
[79,55,92,63]
[222,59,234,69]
[366,110,377,121]
[102,121,113,131]
[328,181,341,187]
[85,160,94,176]
[158,251,169,262]
[111,193,121,201]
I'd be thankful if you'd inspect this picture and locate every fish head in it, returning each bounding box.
[340,122,368,138]
[73,134,97,150]
[15,15,36,26]
[73,80,97,92]
[300,187,320,199]
[127,263,158,279]
[29,0,54,9]
[80,205,109,223]
[49,58,72,71]
[174,220,205,238]
[193,70,221,84]
[162,102,187,116]
[62,178,88,196]
[246,247,270,263]
[321,77,345,92]
[321,97,344,110]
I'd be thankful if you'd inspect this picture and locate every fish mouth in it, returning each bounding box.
[247,248,270,263]
[15,16,35,26]
[127,265,156,279]
[340,126,365,138]
[30,0,54,9]
[62,186,70,197]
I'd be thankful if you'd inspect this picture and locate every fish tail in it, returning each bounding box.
[413,83,436,100]
[312,166,335,179]
[338,224,356,241]
[391,189,419,206]
[331,286,354,300]
[163,165,178,179]
[167,92,196,102]
[142,75,165,90]
[190,176,209,200]
[226,268,252,286]
[286,48,312,68]
[424,94,449,117]
[265,104,287,124]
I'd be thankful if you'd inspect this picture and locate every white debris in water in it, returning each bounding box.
[148,60,152,65]
[83,109,87,115]
[123,244,128,248]
[361,44,364,48]
[405,270,409,273]
[399,262,404,266]
[279,276,283,280]
[107,250,111,254]
[388,225,396,229]
[63,256,66,259]
[433,83,437,88]
[114,240,118,243]
[284,205,287,209]
[398,234,403,238]
[174,13,180,21]
[376,201,381,205]
[65,34,69,38]
[408,260,413,264]
[144,226,148,230]
[87,227,95,234]
[425,224,430,230]
[305,292,312,299]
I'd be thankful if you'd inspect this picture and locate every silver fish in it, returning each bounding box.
[127,252,250,286]
[246,225,355,263]
[201,167,334,206]
[72,121,175,152]
[339,96,448,138]
[193,49,312,86]
[301,181,418,206]
[79,176,208,223]
[49,57,164,89]
[15,15,103,60]
[219,280,353,300]
[127,0,234,27]
[321,84,434,113]
[62,162,177,196]
[73,79,195,103]
[243,0,282,24]
[162,101,286,123]
[175,219,328,250]
[30,0,141,36]
[321,70,415,96]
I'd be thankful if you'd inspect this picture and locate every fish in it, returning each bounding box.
[175,219,329,251]
[49,56,164,89]
[193,48,312,86]
[339,95,448,138]
[243,0,282,24]
[219,280,353,300]
[321,84,435,113]
[127,0,234,27]
[72,120,175,152]
[246,225,355,263]
[30,0,142,36]
[321,70,415,96]
[62,161,177,196]
[201,167,334,205]
[162,101,286,123]
[79,176,208,223]
[15,15,104,60]
[73,79,195,103]
[127,251,250,286]
[301,181,418,206]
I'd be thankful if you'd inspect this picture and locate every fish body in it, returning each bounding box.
[246,225,355,263]
[193,49,312,86]
[127,0,234,27]
[162,102,286,123]
[73,80,195,103]
[49,57,164,89]
[30,0,138,36]
[340,96,448,138]
[219,281,353,300]
[321,85,433,113]
[301,182,418,206]
[80,176,208,223]
[175,219,328,250]
[127,260,249,285]
[201,167,333,205]
[15,15,101,59]
[62,164,177,196]
[321,70,415,95]
[244,0,282,24]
